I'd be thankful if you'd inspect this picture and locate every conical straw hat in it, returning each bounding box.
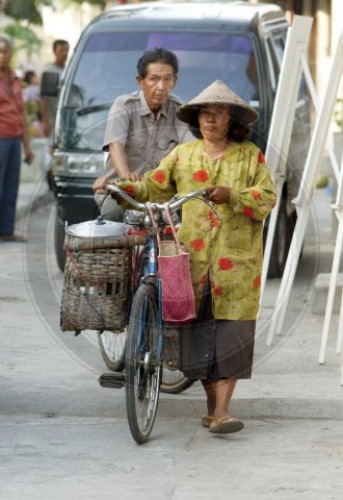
[177,80,258,127]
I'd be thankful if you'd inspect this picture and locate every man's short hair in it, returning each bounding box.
[137,47,179,79]
[53,39,70,52]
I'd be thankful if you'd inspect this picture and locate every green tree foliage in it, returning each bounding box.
[2,0,105,51]
[4,23,42,54]
[60,0,107,10]
[4,0,54,26]
[3,0,106,26]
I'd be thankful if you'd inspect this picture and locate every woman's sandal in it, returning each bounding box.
[209,416,244,434]
[201,415,214,428]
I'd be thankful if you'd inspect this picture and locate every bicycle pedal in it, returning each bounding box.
[98,372,125,389]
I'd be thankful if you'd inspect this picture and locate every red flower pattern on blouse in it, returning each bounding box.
[214,284,223,296]
[152,170,165,184]
[124,185,135,197]
[258,151,265,164]
[251,188,262,200]
[193,170,209,183]
[190,239,206,251]
[208,211,220,227]
[243,206,254,218]
[253,276,261,288]
[218,258,233,271]
[200,274,207,285]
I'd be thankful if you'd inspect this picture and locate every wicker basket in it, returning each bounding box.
[60,233,133,333]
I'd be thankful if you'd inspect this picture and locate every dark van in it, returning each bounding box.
[42,0,311,276]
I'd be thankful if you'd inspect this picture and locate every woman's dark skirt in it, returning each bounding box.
[177,291,256,381]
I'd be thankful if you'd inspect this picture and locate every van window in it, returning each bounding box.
[57,31,260,151]
[264,29,286,91]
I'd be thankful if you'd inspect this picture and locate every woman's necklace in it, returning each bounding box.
[204,142,228,161]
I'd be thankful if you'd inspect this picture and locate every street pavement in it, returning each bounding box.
[0,171,343,499]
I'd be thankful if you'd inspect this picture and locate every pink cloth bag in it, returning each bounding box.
[153,204,196,325]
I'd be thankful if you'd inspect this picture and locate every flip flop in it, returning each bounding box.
[201,415,214,428]
[209,416,244,434]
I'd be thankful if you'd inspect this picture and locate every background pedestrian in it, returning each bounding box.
[0,34,34,243]
[40,39,70,139]
[23,70,44,139]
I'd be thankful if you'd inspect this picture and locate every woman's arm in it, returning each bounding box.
[229,150,277,221]
[207,148,277,222]
[115,146,179,202]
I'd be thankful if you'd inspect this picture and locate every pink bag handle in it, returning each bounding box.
[146,203,182,254]
[146,204,163,252]
[163,203,182,253]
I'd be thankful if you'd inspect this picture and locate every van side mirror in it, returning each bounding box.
[40,71,60,97]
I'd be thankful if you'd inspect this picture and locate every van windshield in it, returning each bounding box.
[57,31,259,150]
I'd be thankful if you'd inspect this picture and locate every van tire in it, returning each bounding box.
[266,205,294,279]
[55,216,66,272]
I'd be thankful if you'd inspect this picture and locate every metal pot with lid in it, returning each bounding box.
[65,216,128,250]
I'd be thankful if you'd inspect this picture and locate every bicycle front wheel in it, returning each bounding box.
[125,282,161,444]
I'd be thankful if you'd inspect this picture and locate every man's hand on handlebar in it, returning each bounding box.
[105,182,124,201]
[92,176,107,193]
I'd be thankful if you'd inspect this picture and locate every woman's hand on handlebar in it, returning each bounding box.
[205,186,231,204]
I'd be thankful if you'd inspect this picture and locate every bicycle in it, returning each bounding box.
[97,223,194,394]
[103,184,208,444]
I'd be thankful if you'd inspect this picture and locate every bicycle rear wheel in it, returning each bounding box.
[126,282,161,444]
[161,367,195,394]
[161,329,195,394]
[97,329,127,372]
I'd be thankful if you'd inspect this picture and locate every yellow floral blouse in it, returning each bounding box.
[119,139,277,320]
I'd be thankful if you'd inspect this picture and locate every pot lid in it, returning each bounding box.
[66,216,127,239]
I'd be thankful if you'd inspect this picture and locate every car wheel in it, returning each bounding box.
[54,215,66,272]
[266,205,295,279]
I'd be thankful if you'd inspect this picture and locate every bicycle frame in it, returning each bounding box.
[137,237,164,364]
[147,236,158,277]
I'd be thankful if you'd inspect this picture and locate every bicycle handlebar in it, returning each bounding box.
[105,184,208,212]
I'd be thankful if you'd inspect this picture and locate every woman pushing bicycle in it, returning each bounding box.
[110,80,277,435]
